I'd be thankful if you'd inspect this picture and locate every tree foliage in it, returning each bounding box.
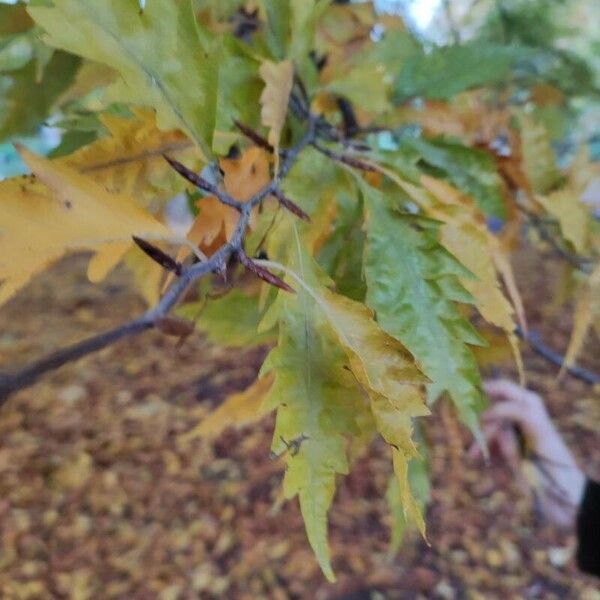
[1,0,599,581]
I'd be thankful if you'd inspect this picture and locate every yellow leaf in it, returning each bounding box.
[392,446,426,538]
[537,189,590,254]
[0,146,168,304]
[86,240,131,283]
[562,264,600,374]
[179,373,274,444]
[519,113,562,194]
[420,176,525,382]
[124,243,166,306]
[64,110,196,205]
[317,287,429,420]
[420,177,520,327]
[176,147,270,260]
[259,59,293,172]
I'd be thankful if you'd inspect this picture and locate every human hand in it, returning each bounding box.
[472,379,586,528]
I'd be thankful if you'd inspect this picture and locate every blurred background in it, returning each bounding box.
[1,1,600,598]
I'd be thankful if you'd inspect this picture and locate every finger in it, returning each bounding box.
[468,420,504,461]
[496,427,521,469]
[482,400,527,424]
[483,379,534,403]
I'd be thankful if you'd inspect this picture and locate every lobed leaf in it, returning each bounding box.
[180,373,274,443]
[360,181,487,437]
[259,59,293,172]
[0,146,169,304]
[28,0,219,159]
[393,41,532,103]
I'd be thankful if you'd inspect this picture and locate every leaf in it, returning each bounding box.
[537,189,590,253]
[179,373,274,443]
[0,50,79,142]
[401,137,507,219]
[28,0,219,159]
[213,41,263,155]
[314,286,429,421]
[393,41,531,103]
[262,276,362,582]
[0,4,33,36]
[178,289,277,347]
[175,147,270,263]
[261,232,428,578]
[62,110,196,205]
[386,442,430,555]
[360,181,487,437]
[259,59,293,171]
[258,0,290,59]
[561,265,600,374]
[419,176,525,381]
[124,243,166,306]
[519,113,562,194]
[0,146,168,304]
[325,64,390,117]
[317,188,366,301]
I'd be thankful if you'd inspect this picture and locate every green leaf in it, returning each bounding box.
[400,137,507,219]
[360,182,487,436]
[0,3,33,36]
[318,189,366,301]
[258,0,325,65]
[386,436,430,555]
[393,41,530,103]
[0,50,79,142]
[28,0,219,160]
[519,113,562,194]
[261,228,428,579]
[259,0,291,60]
[262,253,363,582]
[325,64,390,116]
[177,289,276,348]
[213,39,262,154]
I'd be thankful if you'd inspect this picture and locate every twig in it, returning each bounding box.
[518,203,593,273]
[0,118,318,404]
[516,326,600,385]
[0,318,153,401]
[233,119,274,153]
[164,156,243,211]
[312,141,376,172]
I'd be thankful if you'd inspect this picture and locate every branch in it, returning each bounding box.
[0,318,152,403]
[312,141,376,172]
[516,326,600,385]
[0,118,318,404]
[518,203,594,273]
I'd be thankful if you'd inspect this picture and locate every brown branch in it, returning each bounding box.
[312,141,376,172]
[0,118,318,404]
[163,156,243,210]
[132,236,183,275]
[0,318,153,402]
[518,203,594,273]
[516,326,600,385]
[233,120,273,153]
[273,188,311,222]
